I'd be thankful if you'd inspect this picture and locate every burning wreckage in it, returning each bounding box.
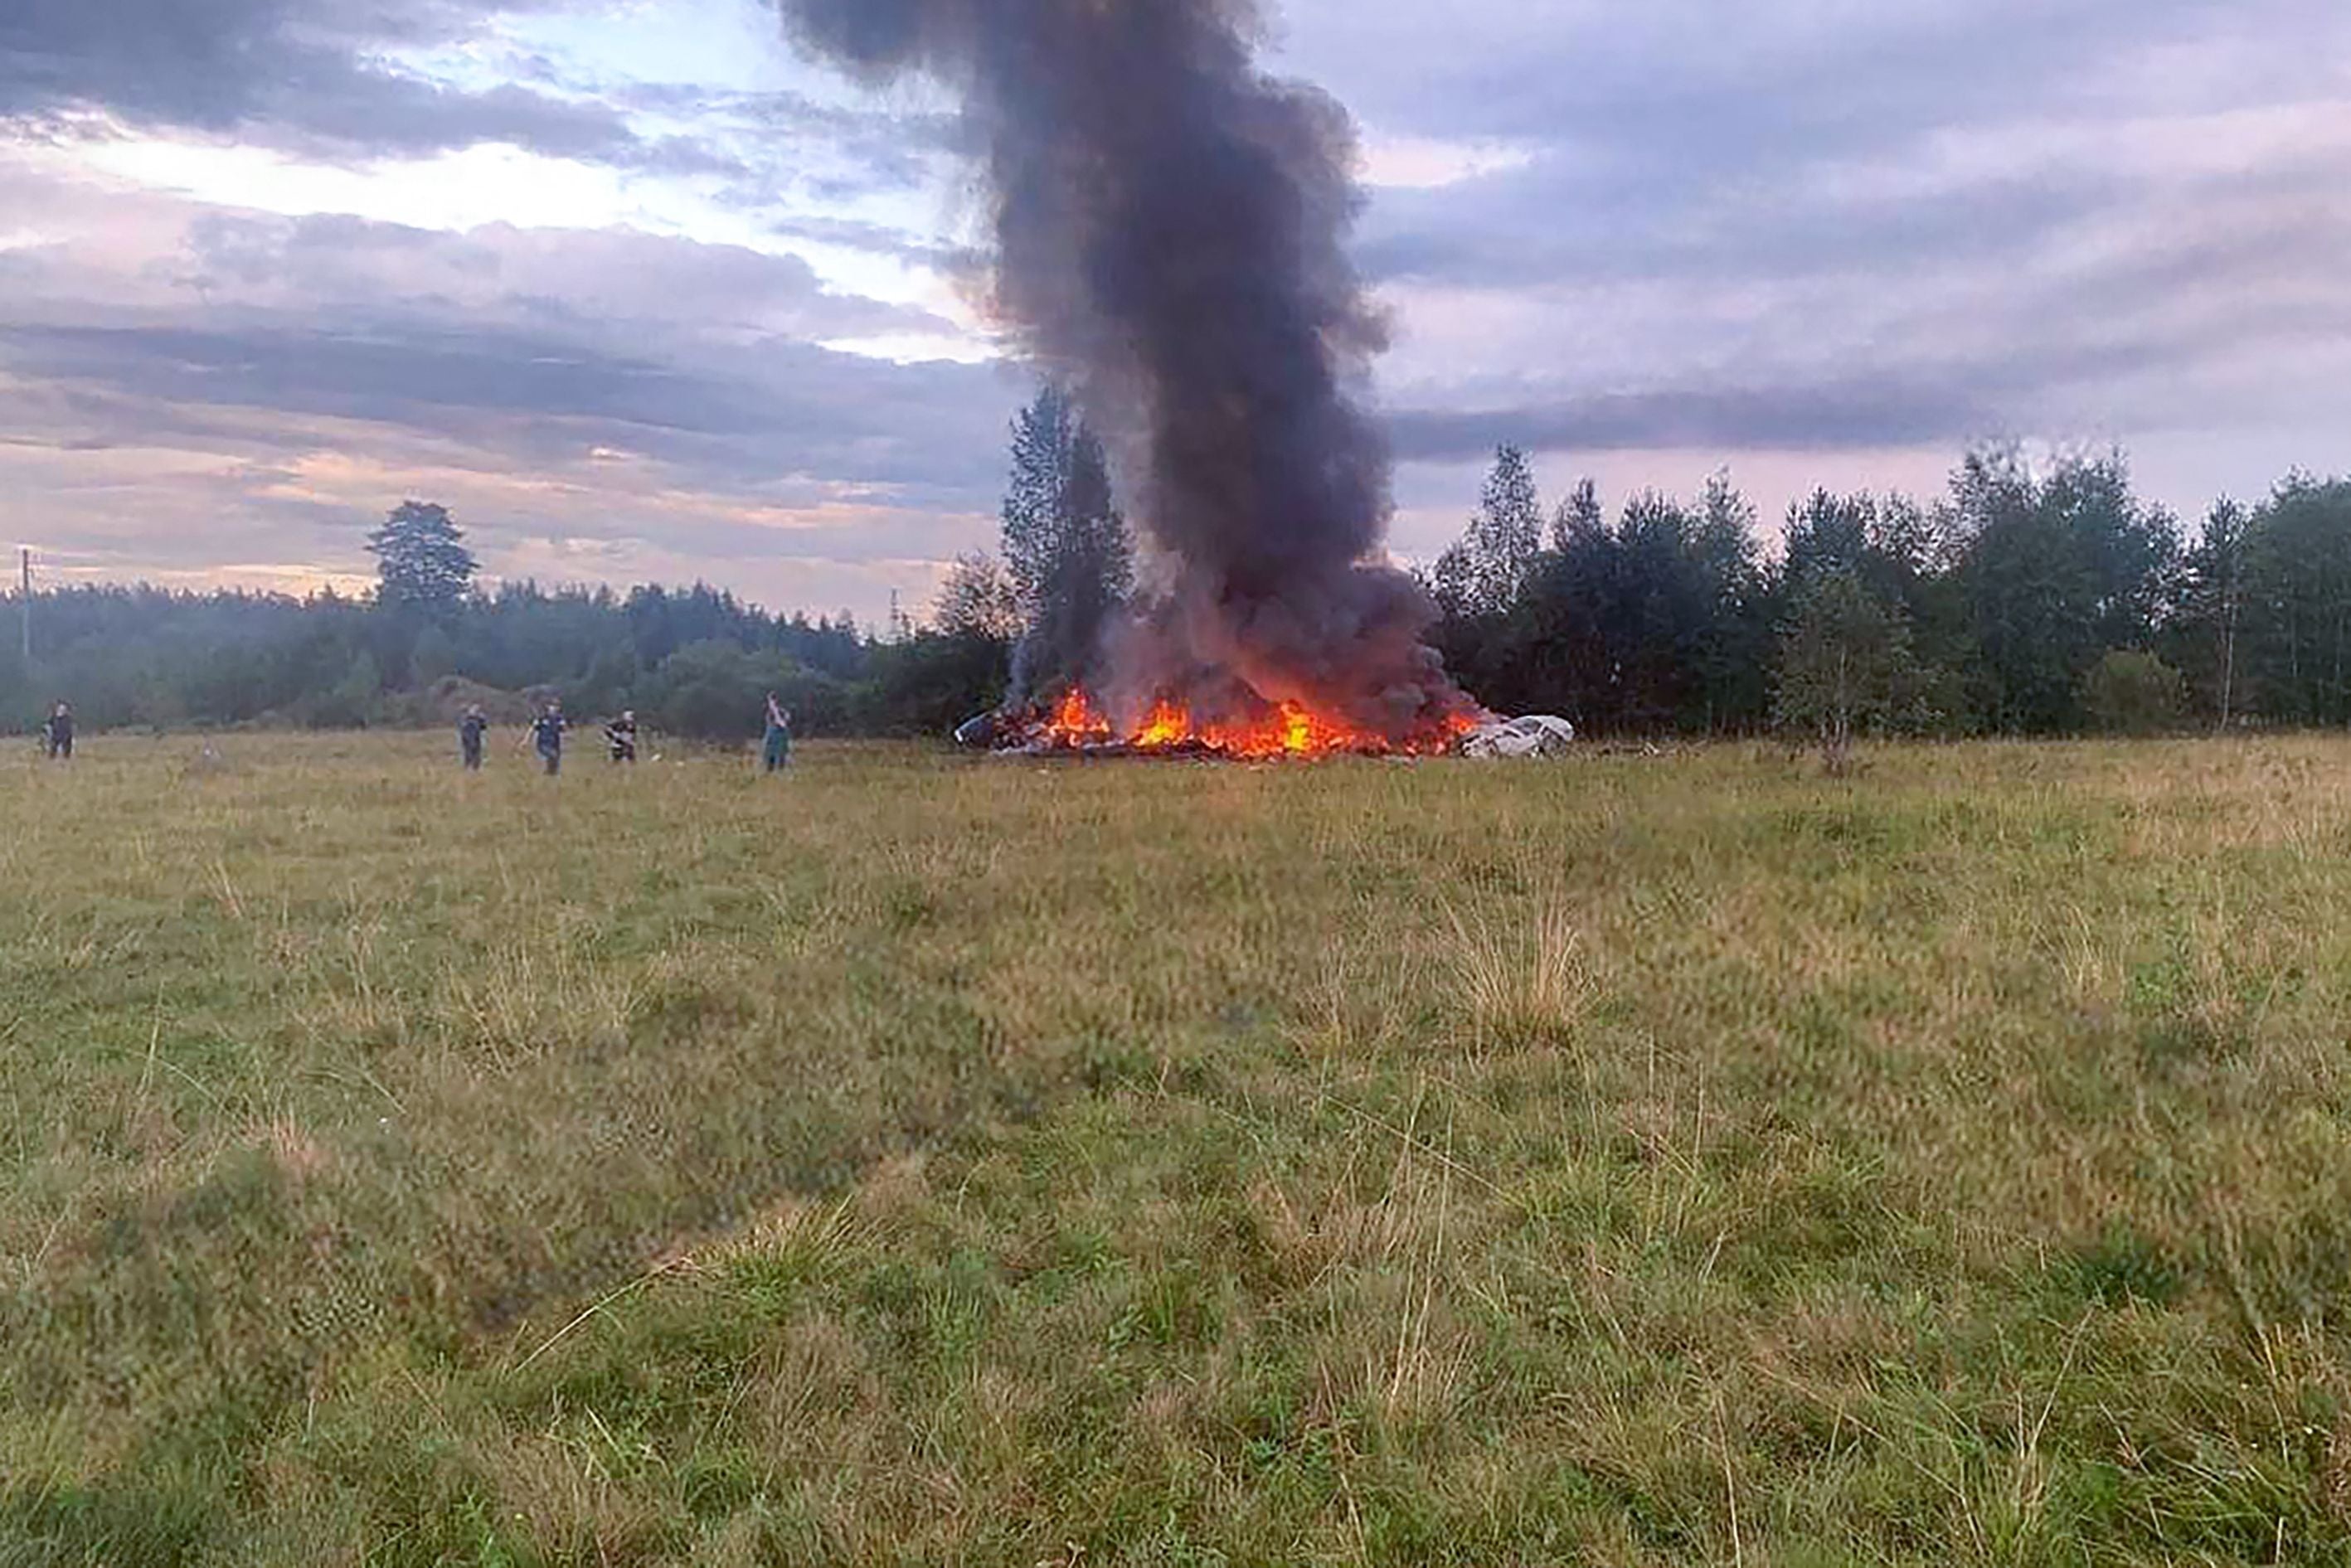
[778,0,1560,760]
[957,694,1574,761]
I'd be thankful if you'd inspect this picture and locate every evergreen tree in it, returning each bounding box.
[1613,491,1711,731]
[998,386,1133,697]
[305,649,383,729]
[410,624,460,686]
[367,501,478,614]
[1500,483,1620,726]
[1782,490,1877,589]
[1001,386,1075,610]
[1690,470,1770,730]
[1551,477,1605,555]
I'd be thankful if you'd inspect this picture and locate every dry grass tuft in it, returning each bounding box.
[1447,897,1596,1050]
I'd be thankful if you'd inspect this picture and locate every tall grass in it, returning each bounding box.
[4,732,2351,1563]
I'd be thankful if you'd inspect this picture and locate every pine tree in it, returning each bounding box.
[1691,469,1767,730]
[998,386,1133,696]
[1551,477,1605,553]
[367,501,478,614]
[1001,387,1075,614]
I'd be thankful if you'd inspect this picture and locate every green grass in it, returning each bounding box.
[6,731,2351,1564]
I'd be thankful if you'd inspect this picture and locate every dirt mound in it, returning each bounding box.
[379,677,542,729]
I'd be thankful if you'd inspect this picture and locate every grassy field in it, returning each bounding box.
[4,732,2351,1565]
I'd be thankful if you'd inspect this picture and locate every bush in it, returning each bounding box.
[2081,649,2187,735]
[297,652,383,730]
[856,632,1010,737]
[632,640,851,742]
[1773,568,1922,770]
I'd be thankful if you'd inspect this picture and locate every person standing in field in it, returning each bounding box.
[459,704,489,770]
[761,693,793,773]
[528,700,566,777]
[43,701,74,760]
[605,710,639,765]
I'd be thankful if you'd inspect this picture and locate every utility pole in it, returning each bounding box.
[17,547,27,671]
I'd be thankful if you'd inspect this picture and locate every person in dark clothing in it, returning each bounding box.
[605,710,639,764]
[459,704,488,770]
[761,693,792,773]
[43,701,74,760]
[528,701,566,776]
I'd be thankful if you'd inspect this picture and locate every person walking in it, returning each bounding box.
[605,710,639,765]
[528,700,566,777]
[761,693,793,773]
[459,704,489,770]
[42,701,74,761]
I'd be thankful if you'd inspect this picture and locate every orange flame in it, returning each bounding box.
[1032,687,1474,759]
[1135,699,1191,748]
[1050,687,1115,743]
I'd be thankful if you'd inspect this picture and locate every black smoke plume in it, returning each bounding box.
[776,0,1476,739]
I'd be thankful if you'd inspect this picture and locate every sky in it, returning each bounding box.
[2,0,2347,625]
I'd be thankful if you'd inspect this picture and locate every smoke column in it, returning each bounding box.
[778,0,1474,739]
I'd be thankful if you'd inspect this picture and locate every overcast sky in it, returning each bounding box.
[3,0,2345,624]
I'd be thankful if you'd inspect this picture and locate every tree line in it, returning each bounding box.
[1426,444,2351,745]
[6,409,2347,745]
[0,501,1003,742]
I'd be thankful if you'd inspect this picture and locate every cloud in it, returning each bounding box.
[1314,0,2351,493]
[1292,0,2343,157]
[644,85,956,194]
[2,0,965,218]
[0,0,674,163]
[0,171,993,458]
[172,210,951,342]
[1389,381,1996,464]
[765,213,972,269]
[1,316,1019,523]
[0,159,1023,614]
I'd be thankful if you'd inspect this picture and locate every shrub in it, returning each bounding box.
[632,640,851,741]
[2081,649,2187,735]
